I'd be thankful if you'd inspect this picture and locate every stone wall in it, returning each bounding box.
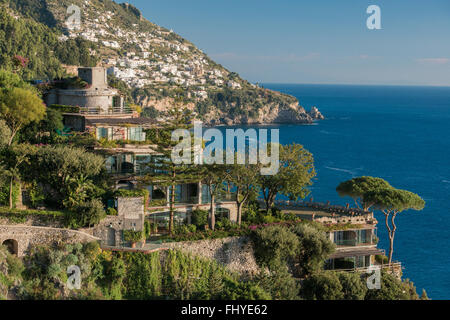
[86,216,123,247]
[0,225,100,257]
[165,236,259,278]
[118,197,145,232]
[118,197,144,219]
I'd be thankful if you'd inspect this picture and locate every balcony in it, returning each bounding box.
[334,238,374,247]
[79,105,133,115]
[332,229,376,247]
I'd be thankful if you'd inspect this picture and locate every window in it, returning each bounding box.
[97,127,109,139]
[135,155,151,175]
[105,156,117,173]
[201,184,211,203]
[128,127,144,141]
[112,96,121,109]
[216,208,230,221]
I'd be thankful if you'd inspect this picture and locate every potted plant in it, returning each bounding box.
[123,229,144,248]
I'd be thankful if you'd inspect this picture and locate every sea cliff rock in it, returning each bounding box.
[309,106,325,120]
[138,96,324,125]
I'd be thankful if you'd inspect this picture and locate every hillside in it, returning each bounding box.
[1,0,324,125]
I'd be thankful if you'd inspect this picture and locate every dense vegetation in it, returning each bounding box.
[0,4,97,80]
[0,239,426,300]
[0,242,276,300]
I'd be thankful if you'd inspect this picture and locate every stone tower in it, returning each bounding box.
[78,67,108,88]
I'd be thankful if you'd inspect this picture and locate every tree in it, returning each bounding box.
[221,279,271,300]
[31,145,106,207]
[68,199,106,228]
[300,271,344,300]
[291,223,335,277]
[143,108,197,234]
[198,164,228,230]
[62,174,96,209]
[364,270,419,300]
[0,87,46,145]
[0,144,37,208]
[226,161,261,226]
[260,143,315,213]
[191,209,208,229]
[336,271,367,300]
[21,108,64,144]
[251,225,299,269]
[336,176,392,210]
[0,119,11,146]
[364,187,425,264]
[255,264,300,300]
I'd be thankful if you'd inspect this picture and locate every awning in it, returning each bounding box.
[329,247,384,259]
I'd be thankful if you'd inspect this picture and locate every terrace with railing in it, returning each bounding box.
[332,262,403,276]
[79,105,134,115]
[258,198,376,224]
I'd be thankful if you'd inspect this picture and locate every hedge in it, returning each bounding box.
[0,207,66,224]
[48,104,80,113]
[115,189,149,199]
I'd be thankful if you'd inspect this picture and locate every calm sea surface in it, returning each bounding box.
[231,84,450,299]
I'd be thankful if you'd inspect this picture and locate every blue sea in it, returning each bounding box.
[257,84,450,299]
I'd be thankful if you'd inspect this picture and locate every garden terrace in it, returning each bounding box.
[259,199,376,225]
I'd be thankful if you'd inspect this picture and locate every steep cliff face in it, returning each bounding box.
[201,102,323,125]
[6,0,324,124]
[137,96,323,125]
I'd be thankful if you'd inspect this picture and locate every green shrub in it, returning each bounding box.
[375,254,388,264]
[123,230,144,242]
[0,183,20,208]
[98,138,119,148]
[148,199,166,207]
[0,207,66,224]
[174,224,197,235]
[255,264,300,300]
[191,209,208,229]
[220,279,271,300]
[27,182,45,208]
[144,220,152,239]
[300,271,344,300]
[336,271,367,300]
[364,271,419,300]
[106,208,117,216]
[251,225,299,269]
[65,199,106,228]
[290,223,335,277]
[48,104,80,113]
[215,218,237,231]
[115,189,149,198]
[242,201,263,224]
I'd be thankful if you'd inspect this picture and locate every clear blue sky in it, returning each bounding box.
[123,0,450,86]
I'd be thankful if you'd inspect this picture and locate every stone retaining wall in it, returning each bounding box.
[165,236,259,278]
[0,225,100,257]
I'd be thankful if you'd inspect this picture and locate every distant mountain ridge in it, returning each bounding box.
[2,0,323,124]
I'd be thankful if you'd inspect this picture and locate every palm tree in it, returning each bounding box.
[63,174,95,209]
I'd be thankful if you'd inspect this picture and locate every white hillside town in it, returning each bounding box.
[60,1,242,94]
